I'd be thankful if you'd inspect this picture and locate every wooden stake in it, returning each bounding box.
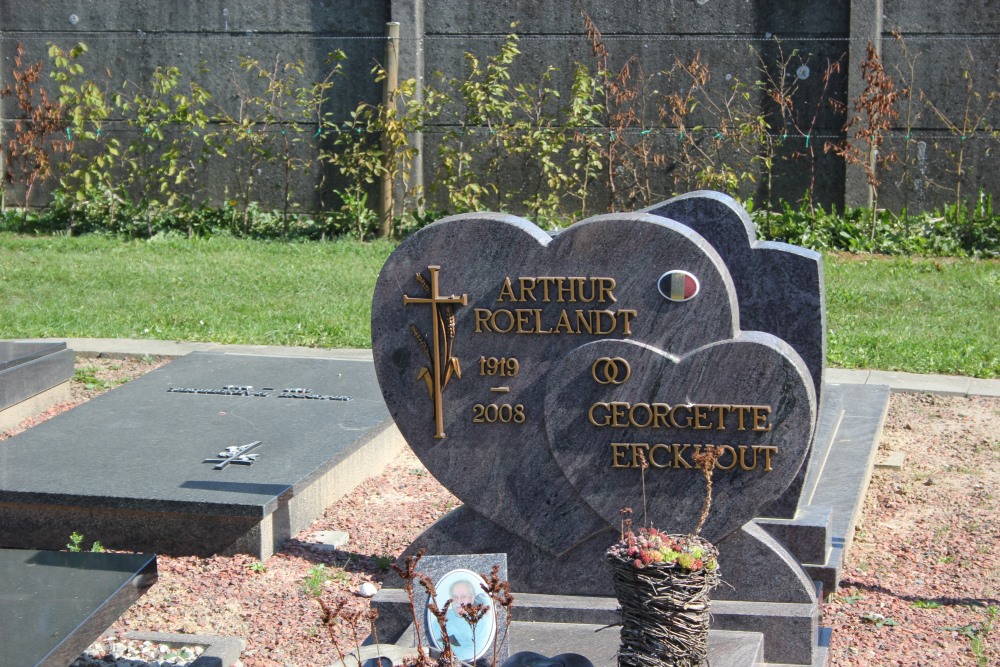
[380,22,401,238]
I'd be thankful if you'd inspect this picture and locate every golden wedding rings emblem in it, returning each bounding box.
[591,357,631,385]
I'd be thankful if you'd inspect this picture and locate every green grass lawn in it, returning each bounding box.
[825,254,998,378]
[0,234,395,349]
[1,234,997,377]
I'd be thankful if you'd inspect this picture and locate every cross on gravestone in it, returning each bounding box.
[203,441,263,470]
[372,204,817,556]
[402,265,469,439]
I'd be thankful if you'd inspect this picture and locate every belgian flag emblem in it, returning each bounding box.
[657,270,700,302]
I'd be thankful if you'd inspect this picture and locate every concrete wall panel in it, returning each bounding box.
[877,132,1000,211]
[424,37,848,131]
[425,0,848,36]
[884,1,1000,33]
[1,34,383,123]
[0,0,996,214]
[881,39,1000,130]
[1,0,387,34]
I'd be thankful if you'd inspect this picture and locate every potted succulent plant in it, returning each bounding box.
[605,448,722,667]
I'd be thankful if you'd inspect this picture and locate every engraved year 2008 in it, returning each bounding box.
[472,403,526,424]
[479,356,519,377]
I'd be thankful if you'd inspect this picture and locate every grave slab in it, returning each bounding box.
[755,383,891,597]
[0,352,404,558]
[797,384,890,594]
[0,548,156,667]
[0,380,73,435]
[0,340,74,412]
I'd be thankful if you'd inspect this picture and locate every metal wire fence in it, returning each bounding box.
[1,28,997,220]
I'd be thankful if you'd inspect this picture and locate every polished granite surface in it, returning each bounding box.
[0,352,398,557]
[0,549,157,667]
[0,341,66,370]
[0,352,390,515]
[0,340,74,412]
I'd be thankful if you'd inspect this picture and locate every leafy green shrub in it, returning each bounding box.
[1,28,996,252]
[302,564,330,597]
[67,531,105,552]
[753,194,999,258]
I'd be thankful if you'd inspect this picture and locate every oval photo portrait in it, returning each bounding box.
[425,569,497,661]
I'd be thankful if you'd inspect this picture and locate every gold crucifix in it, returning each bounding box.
[404,266,468,439]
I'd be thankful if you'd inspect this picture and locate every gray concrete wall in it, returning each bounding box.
[1,0,997,215]
[416,0,852,213]
[878,1,1000,212]
[0,0,389,210]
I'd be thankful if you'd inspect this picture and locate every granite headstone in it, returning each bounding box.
[643,191,825,403]
[643,191,827,519]
[370,194,859,665]
[371,204,817,566]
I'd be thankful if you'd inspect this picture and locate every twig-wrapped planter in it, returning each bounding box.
[606,534,721,667]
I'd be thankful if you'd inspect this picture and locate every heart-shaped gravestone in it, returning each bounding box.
[372,211,815,556]
[644,191,826,403]
[544,336,816,541]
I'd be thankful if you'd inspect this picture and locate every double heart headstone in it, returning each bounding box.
[372,192,819,558]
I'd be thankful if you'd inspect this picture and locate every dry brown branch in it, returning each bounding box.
[826,42,904,235]
[418,574,455,664]
[691,446,722,536]
[390,549,435,667]
[480,564,514,667]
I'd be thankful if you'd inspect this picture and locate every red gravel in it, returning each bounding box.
[111,455,458,666]
[5,358,998,666]
[825,394,998,666]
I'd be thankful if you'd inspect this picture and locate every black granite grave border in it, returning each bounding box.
[0,341,74,412]
[1,549,157,667]
[0,353,408,558]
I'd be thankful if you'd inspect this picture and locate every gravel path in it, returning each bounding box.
[4,357,997,666]
[825,393,998,666]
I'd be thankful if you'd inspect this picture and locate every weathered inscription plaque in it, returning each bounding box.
[372,206,817,556]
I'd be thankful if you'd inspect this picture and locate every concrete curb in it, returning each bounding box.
[124,631,245,667]
[17,337,374,362]
[24,337,999,398]
[825,368,1000,398]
